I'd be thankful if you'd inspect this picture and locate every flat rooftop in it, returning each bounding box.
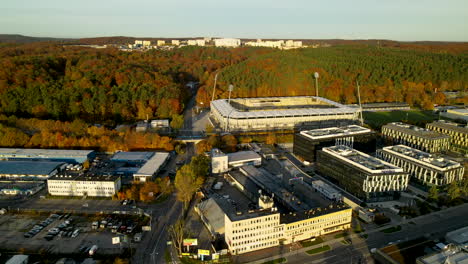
[49,173,120,182]
[322,145,404,173]
[446,226,468,246]
[0,161,64,176]
[312,180,340,195]
[0,148,94,158]
[240,165,311,212]
[211,96,358,119]
[300,125,371,140]
[427,120,468,135]
[383,122,450,140]
[135,152,170,176]
[227,151,261,163]
[383,145,461,170]
[418,249,468,264]
[111,152,154,162]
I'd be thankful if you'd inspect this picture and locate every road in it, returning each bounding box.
[247,203,468,264]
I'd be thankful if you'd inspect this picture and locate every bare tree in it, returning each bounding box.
[168,219,185,255]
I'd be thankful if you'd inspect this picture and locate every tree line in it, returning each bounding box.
[198,45,467,109]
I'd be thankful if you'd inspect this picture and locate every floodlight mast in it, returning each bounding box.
[314,72,319,98]
[211,71,221,102]
[356,80,364,126]
[228,84,234,104]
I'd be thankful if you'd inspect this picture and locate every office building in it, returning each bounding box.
[210,96,359,132]
[316,146,409,202]
[211,149,262,174]
[214,38,241,47]
[426,120,468,154]
[111,151,169,181]
[197,164,351,255]
[378,145,464,186]
[382,122,450,153]
[293,125,376,162]
[0,148,95,164]
[47,174,121,197]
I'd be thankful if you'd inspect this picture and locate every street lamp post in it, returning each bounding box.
[211,71,221,102]
[314,72,320,98]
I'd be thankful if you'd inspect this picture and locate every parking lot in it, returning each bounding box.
[0,212,149,257]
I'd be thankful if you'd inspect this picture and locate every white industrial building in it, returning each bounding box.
[210,96,359,131]
[214,38,241,47]
[211,149,262,174]
[311,180,342,201]
[378,145,464,186]
[47,174,121,197]
[133,152,170,182]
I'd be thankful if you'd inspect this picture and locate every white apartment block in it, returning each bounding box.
[214,38,241,47]
[47,174,121,197]
[382,122,450,153]
[378,145,464,186]
[156,40,166,46]
[171,40,180,46]
[187,39,206,46]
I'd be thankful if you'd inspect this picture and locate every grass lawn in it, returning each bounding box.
[306,245,331,255]
[363,110,435,129]
[300,237,324,247]
[334,232,348,239]
[262,257,287,264]
[164,248,171,263]
[382,225,402,234]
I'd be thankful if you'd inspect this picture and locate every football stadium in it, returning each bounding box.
[210,96,360,131]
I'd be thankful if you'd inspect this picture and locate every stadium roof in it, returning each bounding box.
[135,152,170,176]
[111,151,154,162]
[211,96,358,119]
[383,122,450,140]
[0,161,64,176]
[0,148,94,158]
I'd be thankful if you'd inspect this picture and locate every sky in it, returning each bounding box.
[1,0,467,41]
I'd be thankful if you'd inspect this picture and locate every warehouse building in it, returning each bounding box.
[210,96,359,132]
[316,146,409,202]
[111,151,170,181]
[378,145,464,186]
[211,149,262,174]
[196,165,351,255]
[0,160,65,181]
[0,182,45,196]
[382,122,450,153]
[426,120,468,155]
[47,174,121,197]
[133,152,170,182]
[293,125,376,162]
[0,148,95,164]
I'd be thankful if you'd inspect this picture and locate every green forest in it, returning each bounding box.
[201,46,467,109]
[0,42,467,150]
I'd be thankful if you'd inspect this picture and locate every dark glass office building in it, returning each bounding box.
[293,125,377,162]
[316,146,409,202]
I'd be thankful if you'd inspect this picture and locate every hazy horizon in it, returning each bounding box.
[1,0,468,42]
